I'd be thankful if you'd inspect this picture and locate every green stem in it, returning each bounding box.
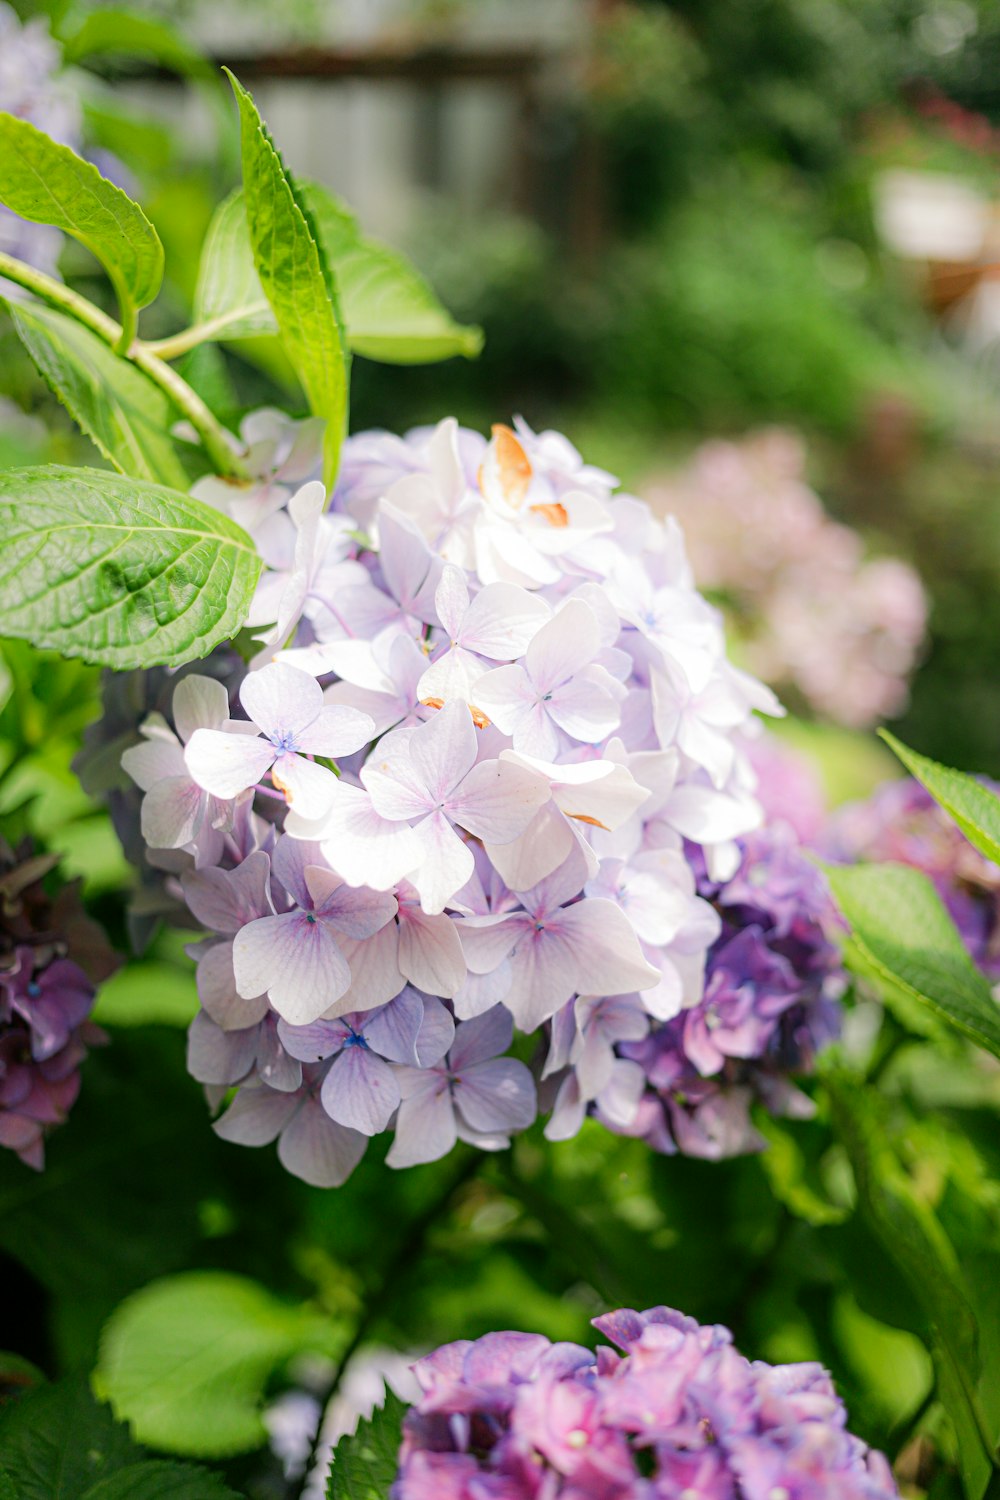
[0,250,246,479]
[143,306,269,360]
[0,249,118,341]
[289,1149,480,1500]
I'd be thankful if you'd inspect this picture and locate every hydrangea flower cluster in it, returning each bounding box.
[120,411,812,1187]
[0,2,81,275]
[582,824,844,1160]
[0,838,115,1169]
[393,1303,898,1499]
[826,777,1000,978]
[647,429,927,729]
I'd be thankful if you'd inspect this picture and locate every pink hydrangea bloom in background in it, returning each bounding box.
[391,1304,898,1499]
[647,428,927,729]
[118,411,846,1188]
[746,732,829,845]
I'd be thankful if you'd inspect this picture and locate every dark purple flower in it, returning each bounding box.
[0,838,115,1169]
[595,824,844,1161]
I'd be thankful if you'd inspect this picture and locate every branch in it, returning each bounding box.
[0,251,247,479]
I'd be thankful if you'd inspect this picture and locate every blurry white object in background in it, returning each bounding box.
[873,168,988,261]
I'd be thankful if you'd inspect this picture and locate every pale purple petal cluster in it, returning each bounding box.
[0,839,115,1169]
[647,429,927,729]
[120,414,800,1187]
[826,778,1000,976]
[0,3,81,275]
[393,1304,898,1499]
[589,825,845,1159]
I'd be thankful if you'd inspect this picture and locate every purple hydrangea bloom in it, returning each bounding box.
[0,839,116,1169]
[392,1305,898,1499]
[115,413,844,1189]
[583,824,844,1159]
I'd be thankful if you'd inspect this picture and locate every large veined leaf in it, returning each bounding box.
[0,1377,241,1500]
[327,1391,407,1500]
[6,300,190,487]
[880,730,1000,868]
[0,467,261,669]
[78,1464,242,1500]
[826,1073,998,1499]
[0,1380,137,1500]
[0,113,162,340]
[96,1272,339,1457]
[191,183,482,363]
[226,73,348,489]
[825,860,1000,1059]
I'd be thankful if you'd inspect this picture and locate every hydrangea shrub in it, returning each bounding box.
[0,64,852,1189]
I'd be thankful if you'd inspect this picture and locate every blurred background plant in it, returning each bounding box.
[4,3,1000,1498]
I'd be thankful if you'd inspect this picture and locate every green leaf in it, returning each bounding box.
[6,300,190,487]
[192,190,276,342]
[826,1073,997,1498]
[824,861,1000,1060]
[0,466,261,669]
[81,1462,242,1500]
[226,72,348,489]
[190,184,482,364]
[880,730,1000,868]
[96,1272,338,1458]
[327,1391,406,1500]
[60,9,214,81]
[0,1379,137,1500]
[91,961,198,1028]
[301,183,483,363]
[0,112,162,342]
[0,1375,245,1500]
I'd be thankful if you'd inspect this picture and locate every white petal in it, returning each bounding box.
[271,752,341,822]
[173,674,230,742]
[524,598,601,691]
[185,729,274,799]
[140,777,204,849]
[240,661,324,739]
[233,911,352,1025]
[448,757,550,845]
[278,1097,367,1187]
[321,1047,400,1135]
[455,1057,536,1134]
[386,1082,456,1169]
[397,906,467,998]
[554,898,661,996]
[121,735,186,792]
[408,811,475,915]
[462,581,549,659]
[214,1083,298,1146]
[293,704,374,758]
